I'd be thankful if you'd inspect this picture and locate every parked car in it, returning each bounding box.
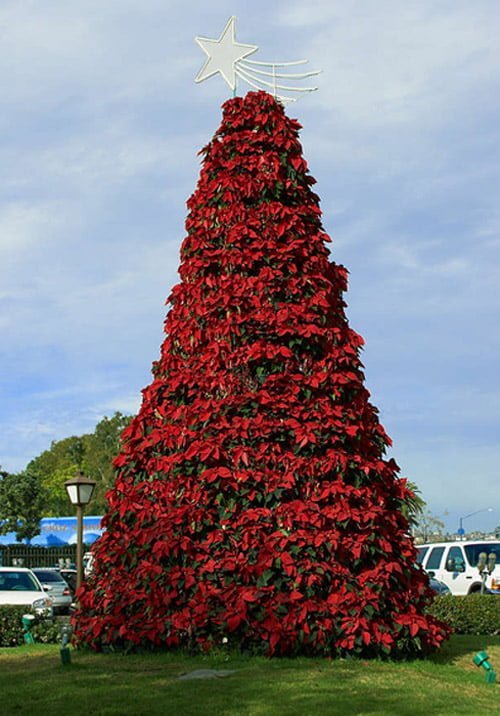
[31,568,73,615]
[429,577,451,595]
[0,567,53,617]
[59,568,77,596]
[417,540,500,595]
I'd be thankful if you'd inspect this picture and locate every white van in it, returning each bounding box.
[416,540,500,595]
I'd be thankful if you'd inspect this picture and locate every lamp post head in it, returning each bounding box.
[64,471,97,507]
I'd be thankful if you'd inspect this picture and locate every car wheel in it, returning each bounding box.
[468,584,482,594]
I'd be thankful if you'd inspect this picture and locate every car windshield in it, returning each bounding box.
[33,570,65,583]
[463,542,500,567]
[0,571,40,592]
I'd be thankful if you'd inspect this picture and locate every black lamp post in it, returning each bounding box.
[64,471,97,591]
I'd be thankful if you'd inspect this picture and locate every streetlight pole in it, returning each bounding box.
[76,503,84,591]
[64,471,97,592]
[458,508,493,538]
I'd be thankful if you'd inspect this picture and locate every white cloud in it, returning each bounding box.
[0,201,67,254]
[0,0,198,111]
[281,1,500,124]
[93,394,141,419]
[396,441,499,514]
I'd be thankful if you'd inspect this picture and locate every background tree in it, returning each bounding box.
[28,435,91,515]
[84,413,132,511]
[0,467,8,528]
[412,510,447,543]
[400,479,426,531]
[0,468,47,541]
[27,413,132,515]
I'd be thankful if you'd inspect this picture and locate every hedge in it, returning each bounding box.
[428,594,500,636]
[2,596,498,649]
[0,605,61,647]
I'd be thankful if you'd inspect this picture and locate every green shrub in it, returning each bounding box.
[0,606,26,647]
[0,605,61,647]
[31,618,63,644]
[428,594,500,636]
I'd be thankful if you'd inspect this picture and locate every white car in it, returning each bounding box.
[0,567,53,616]
[416,540,500,595]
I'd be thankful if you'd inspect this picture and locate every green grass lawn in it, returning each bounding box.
[0,635,498,715]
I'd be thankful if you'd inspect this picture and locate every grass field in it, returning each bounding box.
[0,635,498,715]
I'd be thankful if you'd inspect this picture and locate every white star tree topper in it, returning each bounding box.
[195,17,320,103]
[195,17,258,92]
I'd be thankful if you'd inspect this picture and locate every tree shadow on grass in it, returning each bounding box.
[429,634,500,665]
[1,642,498,716]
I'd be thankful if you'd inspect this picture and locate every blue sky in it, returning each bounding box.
[1,1,499,534]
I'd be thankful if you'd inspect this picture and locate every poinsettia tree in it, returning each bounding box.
[74,91,450,657]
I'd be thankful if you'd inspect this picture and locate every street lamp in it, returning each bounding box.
[64,471,97,591]
[457,508,493,538]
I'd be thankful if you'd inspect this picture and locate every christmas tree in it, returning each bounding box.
[74,91,449,656]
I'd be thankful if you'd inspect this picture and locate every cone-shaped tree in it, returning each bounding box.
[75,91,449,656]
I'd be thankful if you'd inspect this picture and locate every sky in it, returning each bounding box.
[1,1,499,534]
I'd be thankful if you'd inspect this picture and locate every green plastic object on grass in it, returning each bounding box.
[473,651,496,684]
[22,614,35,645]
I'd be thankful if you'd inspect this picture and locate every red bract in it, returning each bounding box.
[73,91,450,657]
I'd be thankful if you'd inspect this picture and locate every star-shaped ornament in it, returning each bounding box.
[195,16,258,91]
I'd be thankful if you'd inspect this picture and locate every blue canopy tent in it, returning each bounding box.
[67,532,102,546]
[0,516,104,546]
[30,533,68,547]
